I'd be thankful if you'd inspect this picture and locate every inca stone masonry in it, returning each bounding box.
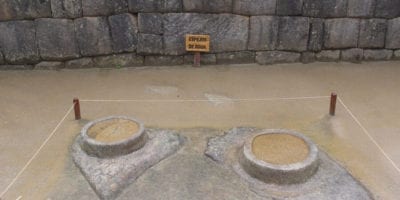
[0,0,399,69]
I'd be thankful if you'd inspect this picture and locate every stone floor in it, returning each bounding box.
[1,61,400,199]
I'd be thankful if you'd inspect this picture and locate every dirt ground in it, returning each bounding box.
[1,61,400,199]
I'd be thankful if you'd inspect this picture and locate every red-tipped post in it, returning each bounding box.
[73,98,81,120]
[330,93,337,116]
[194,52,201,67]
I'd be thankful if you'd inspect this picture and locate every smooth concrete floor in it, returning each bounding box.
[0,61,400,199]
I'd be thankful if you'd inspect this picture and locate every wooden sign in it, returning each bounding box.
[185,34,210,52]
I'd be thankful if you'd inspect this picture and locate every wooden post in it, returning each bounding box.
[330,93,337,116]
[73,98,81,120]
[194,52,201,67]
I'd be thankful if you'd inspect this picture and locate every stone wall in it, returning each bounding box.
[0,0,399,69]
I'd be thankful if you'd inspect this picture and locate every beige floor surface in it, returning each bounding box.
[1,61,400,199]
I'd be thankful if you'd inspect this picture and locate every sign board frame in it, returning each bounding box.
[185,34,210,52]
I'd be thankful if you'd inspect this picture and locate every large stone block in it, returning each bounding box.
[138,13,163,34]
[303,0,347,17]
[0,21,39,64]
[256,51,300,65]
[51,0,82,18]
[0,65,34,70]
[324,19,360,49]
[394,50,400,60]
[277,17,309,52]
[363,49,393,60]
[315,50,340,62]
[301,52,316,63]
[93,53,144,68]
[0,0,51,21]
[65,58,94,68]
[184,53,216,65]
[341,48,363,63]
[34,61,65,70]
[36,18,79,60]
[386,18,400,49]
[163,13,248,55]
[347,0,375,17]
[216,51,255,64]
[144,56,184,66]
[109,13,138,53]
[277,0,303,16]
[82,0,128,16]
[137,34,163,55]
[375,0,400,18]
[74,17,113,56]
[359,19,387,48]
[0,52,4,64]
[233,0,276,15]
[128,0,182,13]
[184,0,232,13]
[248,16,279,50]
[308,18,324,52]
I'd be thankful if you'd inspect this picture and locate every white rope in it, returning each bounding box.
[80,95,330,103]
[338,97,400,174]
[0,104,75,198]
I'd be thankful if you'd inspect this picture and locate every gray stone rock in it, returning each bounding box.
[386,18,400,49]
[375,0,400,18]
[93,53,144,68]
[65,58,94,69]
[51,0,82,18]
[277,17,309,52]
[0,1,14,21]
[256,51,301,65]
[248,16,279,51]
[233,0,276,15]
[303,0,347,17]
[0,65,34,70]
[277,0,303,16]
[394,50,400,60]
[128,0,182,13]
[109,13,138,53]
[74,17,113,56]
[0,52,4,64]
[341,48,363,63]
[0,0,51,21]
[324,19,360,49]
[137,34,163,55]
[359,19,387,48]
[316,50,340,62]
[308,18,324,52]
[216,51,255,64]
[184,53,217,65]
[184,0,232,13]
[301,52,316,63]
[163,13,249,55]
[82,0,128,16]
[36,18,80,61]
[0,21,39,64]
[363,49,393,60]
[145,56,184,66]
[34,61,65,70]
[138,13,163,34]
[347,0,375,17]
[72,129,184,200]
[204,127,373,200]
